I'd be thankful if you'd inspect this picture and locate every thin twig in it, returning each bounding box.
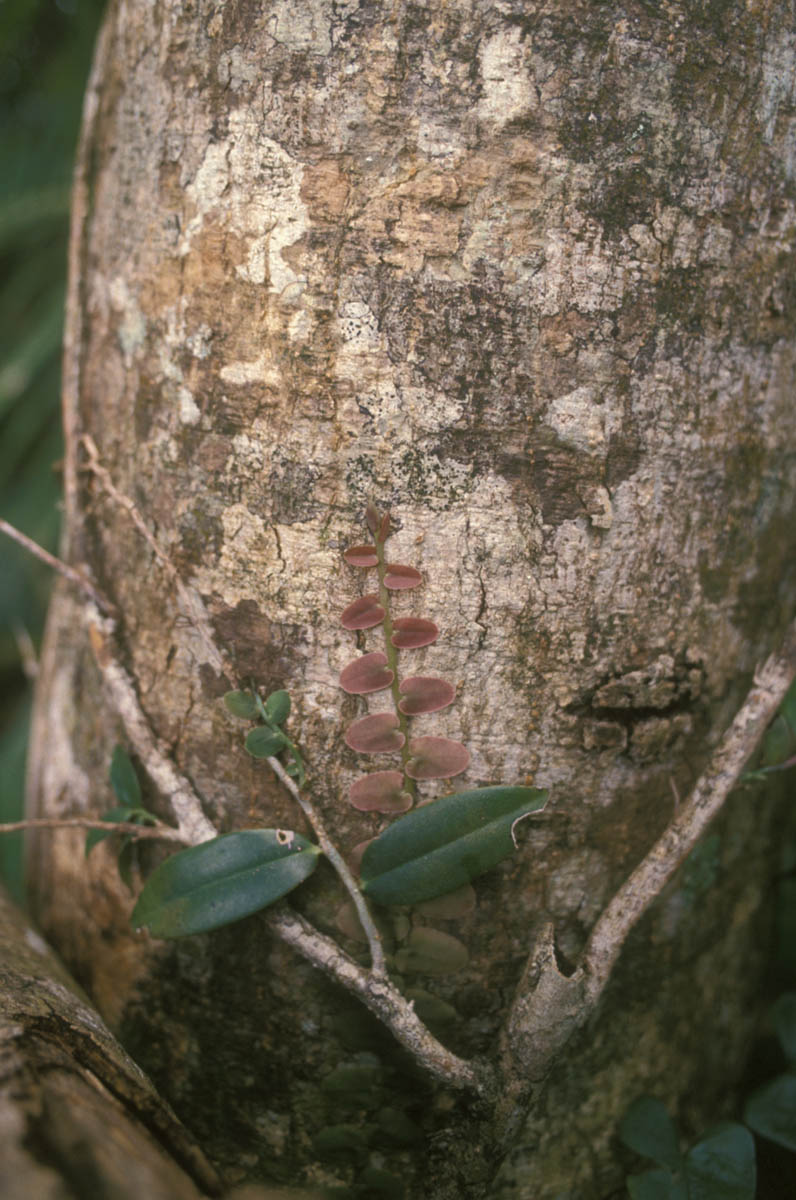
[79,435,234,680]
[267,755,387,978]
[0,518,115,616]
[0,817,188,842]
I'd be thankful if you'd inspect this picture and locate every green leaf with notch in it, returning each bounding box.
[223,690,259,719]
[245,728,288,758]
[130,829,321,938]
[109,746,142,809]
[264,689,291,726]
[360,785,547,906]
[627,1168,688,1200]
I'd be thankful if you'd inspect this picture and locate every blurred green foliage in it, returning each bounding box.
[0,0,106,902]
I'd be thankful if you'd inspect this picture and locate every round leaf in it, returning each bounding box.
[345,713,405,753]
[361,785,547,905]
[341,594,385,630]
[391,617,439,648]
[223,690,259,720]
[344,544,378,567]
[131,829,321,938]
[684,1122,755,1200]
[415,883,476,920]
[398,677,455,715]
[340,652,394,695]
[264,689,291,725]
[744,1073,796,1152]
[405,736,470,779]
[349,771,413,813]
[384,563,422,590]
[619,1097,682,1172]
[245,727,288,758]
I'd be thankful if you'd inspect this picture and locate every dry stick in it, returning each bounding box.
[79,434,233,680]
[263,902,490,1094]
[268,755,387,978]
[0,518,115,616]
[0,817,188,842]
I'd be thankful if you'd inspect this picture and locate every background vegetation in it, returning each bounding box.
[0,0,106,902]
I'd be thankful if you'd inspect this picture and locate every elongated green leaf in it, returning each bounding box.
[619,1097,683,1172]
[223,690,259,719]
[360,786,547,906]
[772,993,796,1064]
[245,727,287,758]
[131,829,321,938]
[109,746,142,808]
[684,1123,755,1200]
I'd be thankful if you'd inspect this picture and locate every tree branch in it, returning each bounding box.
[501,616,796,1097]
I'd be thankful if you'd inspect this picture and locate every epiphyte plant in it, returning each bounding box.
[123,505,546,957]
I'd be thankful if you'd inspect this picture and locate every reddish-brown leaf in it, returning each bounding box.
[349,772,413,813]
[398,676,455,715]
[345,713,405,753]
[344,544,378,567]
[339,652,394,694]
[391,617,439,649]
[384,563,422,590]
[340,594,385,630]
[405,737,470,780]
[415,883,477,920]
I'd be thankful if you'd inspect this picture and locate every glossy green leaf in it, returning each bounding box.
[684,1122,755,1200]
[360,785,547,905]
[744,1072,796,1152]
[244,727,287,758]
[627,1168,687,1200]
[264,689,291,726]
[223,690,259,719]
[619,1097,683,1172]
[109,746,142,809]
[131,829,321,938]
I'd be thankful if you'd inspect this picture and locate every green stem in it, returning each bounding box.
[375,535,416,802]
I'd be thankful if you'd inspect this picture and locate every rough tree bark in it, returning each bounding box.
[23,1,796,1197]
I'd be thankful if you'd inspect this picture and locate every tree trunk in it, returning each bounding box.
[27,1,796,1196]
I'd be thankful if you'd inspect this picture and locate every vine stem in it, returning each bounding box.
[0,517,115,616]
[0,817,188,841]
[266,754,387,978]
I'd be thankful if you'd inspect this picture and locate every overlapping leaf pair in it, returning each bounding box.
[340,506,470,814]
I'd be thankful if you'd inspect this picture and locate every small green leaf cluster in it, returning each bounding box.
[85,746,159,887]
[224,687,306,785]
[619,1096,755,1199]
[743,993,796,1154]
